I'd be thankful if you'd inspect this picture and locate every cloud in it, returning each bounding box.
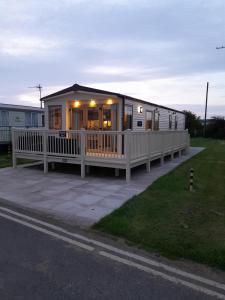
[0,31,64,58]
[0,0,225,118]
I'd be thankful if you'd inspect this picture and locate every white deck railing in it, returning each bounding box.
[12,128,190,181]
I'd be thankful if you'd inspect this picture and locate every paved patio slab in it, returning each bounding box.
[0,147,204,228]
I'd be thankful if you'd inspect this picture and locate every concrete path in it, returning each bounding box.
[0,147,204,228]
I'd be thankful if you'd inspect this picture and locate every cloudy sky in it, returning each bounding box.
[0,0,225,117]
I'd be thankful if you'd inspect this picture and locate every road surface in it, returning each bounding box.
[0,206,224,300]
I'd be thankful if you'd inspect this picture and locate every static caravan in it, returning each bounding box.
[0,103,44,145]
[42,84,185,132]
[12,84,189,181]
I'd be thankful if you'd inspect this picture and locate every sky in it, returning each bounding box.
[0,0,225,118]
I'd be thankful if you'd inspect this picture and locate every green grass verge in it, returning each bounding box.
[94,138,225,271]
[0,152,31,168]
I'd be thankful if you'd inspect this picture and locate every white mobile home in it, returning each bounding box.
[0,103,44,144]
[42,84,185,132]
[12,84,189,181]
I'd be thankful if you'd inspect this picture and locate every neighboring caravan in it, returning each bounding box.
[0,103,44,145]
[12,84,189,182]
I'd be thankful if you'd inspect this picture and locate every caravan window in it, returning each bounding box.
[49,105,62,130]
[174,115,178,130]
[146,111,153,130]
[124,105,133,130]
[0,111,9,126]
[169,115,172,129]
[154,111,160,130]
[25,112,38,127]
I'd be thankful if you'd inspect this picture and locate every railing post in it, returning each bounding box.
[184,130,190,155]
[160,132,164,166]
[125,130,131,182]
[43,130,48,174]
[12,128,17,168]
[146,130,151,173]
[80,128,86,178]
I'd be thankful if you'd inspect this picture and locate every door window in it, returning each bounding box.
[124,105,133,130]
[146,111,153,130]
[87,109,99,130]
[154,111,160,130]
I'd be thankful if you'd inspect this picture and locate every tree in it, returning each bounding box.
[183,110,203,137]
[206,116,225,139]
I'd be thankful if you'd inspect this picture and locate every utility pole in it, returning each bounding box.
[203,82,209,137]
[28,84,43,108]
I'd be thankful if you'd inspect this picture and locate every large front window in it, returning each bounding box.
[49,105,62,130]
[124,105,133,130]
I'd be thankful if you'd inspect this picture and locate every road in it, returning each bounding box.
[0,206,224,300]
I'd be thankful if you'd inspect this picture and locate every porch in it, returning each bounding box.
[12,129,190,182]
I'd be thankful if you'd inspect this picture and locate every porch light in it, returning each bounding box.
[137,106,143,114]
[89,99,96,107]
[73,101,80,108]
[106,99,113,105]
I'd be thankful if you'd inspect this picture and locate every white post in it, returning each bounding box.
[160,132,164,166]
[184,131,190,155]
[80,128,85,178]
[146,130,151,173]
[125,130,131,182]
[12,128,17,168]
[43,130,48,174]
[179,150,182,158]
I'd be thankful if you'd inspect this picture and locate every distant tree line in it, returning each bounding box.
[183,110,225,139]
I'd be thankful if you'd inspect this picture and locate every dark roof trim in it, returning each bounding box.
[41,83,185,114]
[0,103,43,112]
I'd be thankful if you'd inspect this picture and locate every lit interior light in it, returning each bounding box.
[89,99,96,107]
[73,100,80,108]
[138,106,143,114]
[103,120,112,127]
[106,99,113,105]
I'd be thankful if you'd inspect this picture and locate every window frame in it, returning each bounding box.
[145,110,153,130]
[174,115,178,130]
[154,111,160,131]
[0,110,9,126]
[124,104,133,130]
[169,114,172,129]
[48,105,62,130]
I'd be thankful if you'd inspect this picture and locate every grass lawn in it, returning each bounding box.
[94,138,225,271]
[0,152,31,168]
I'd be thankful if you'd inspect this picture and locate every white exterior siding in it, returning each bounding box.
[0,109,43,127]
[43,93,185,131]
[125,98,185,131]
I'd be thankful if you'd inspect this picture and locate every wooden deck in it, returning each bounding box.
[12,129,190,182]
